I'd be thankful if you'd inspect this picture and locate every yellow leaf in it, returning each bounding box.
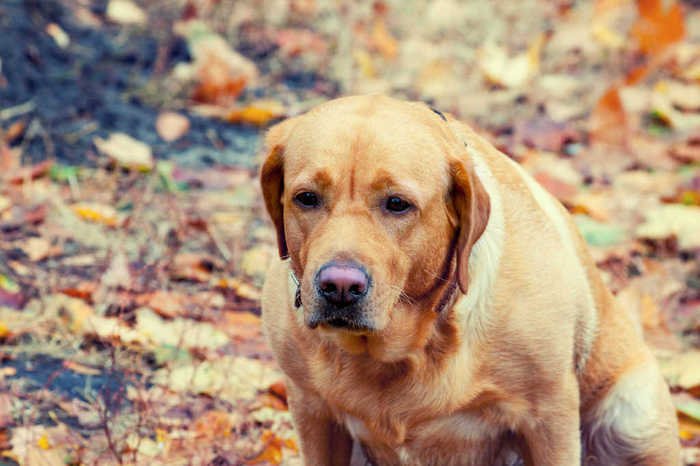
[37,433,50,450]
[354,49,375,77]
[71,202,120,227]
[226,101,285,127]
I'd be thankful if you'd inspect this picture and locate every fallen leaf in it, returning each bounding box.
[630,0,685,56]
[59,281,97,302]
[4,120,25,143]
[20,237,51,261]
[176,21,258,104]
[71,202,120,227]
[4,160,53,185]
[101,251,131,289]
[678,399,700,424]
[269,380,287,403]
[226,100,286,126]
[94,133,153,171]
[669,134,700,164]
[660,351,700,391]
[62,297,95,333]
[63,360,101,375]
[0,393,11,427]
[223,311,262,341]
[275,28,328,58]
[140,290,186,318]
[193,411,235,439]
[45,23,69,48]
[218,277,261,301]
[156,112,190,141]
[479,35,544,89]
[679,415,700,438]
[247,431,284,464]
[590,86,627,146]
[371,18,398,60]
[636,204,700,249]
[106,0,147,25]
[170,253,224,282]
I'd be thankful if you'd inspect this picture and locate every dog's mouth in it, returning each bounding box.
[307,307,375,334]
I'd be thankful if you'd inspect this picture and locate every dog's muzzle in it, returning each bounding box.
[307,261,372,330]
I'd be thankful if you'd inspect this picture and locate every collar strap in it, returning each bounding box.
[290,271,302,308]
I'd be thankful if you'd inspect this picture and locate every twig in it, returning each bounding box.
[0,100,35,121]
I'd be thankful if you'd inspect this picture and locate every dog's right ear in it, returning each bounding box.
[260,118,298,259]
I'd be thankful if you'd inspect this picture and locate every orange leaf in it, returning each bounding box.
[630,0,684,56]
[193,411,234,439]
[371,19,398,60]
[247,431,283,464]
[590,87,627,146]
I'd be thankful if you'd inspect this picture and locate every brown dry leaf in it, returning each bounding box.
[0,393,11,428]
[275,28,328,58]
[63,360,101,375]
[59,281,97,302]
[218,276,261,301]
[5,160,53,184]
[259,392,288,411]
[223,311,262,341]
[193,410,235,439]
[371,18,398,60]
[0,142,20,173]
[590,87,627,146]
[156,112,190,142]
[630,0,685,56]
[269,380,287,403]
[4,120,25,143]
[669,134,700,164]
[139,290,186,318]
[193,60,247,103]
[679,415,700,439]
[170,253,223,282]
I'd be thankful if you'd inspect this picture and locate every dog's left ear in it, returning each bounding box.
[450,159,490,294]
[260,117,298,260]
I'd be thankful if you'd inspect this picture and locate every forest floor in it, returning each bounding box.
[1,0,699,464]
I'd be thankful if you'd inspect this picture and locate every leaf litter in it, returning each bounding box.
[0,0,699,464]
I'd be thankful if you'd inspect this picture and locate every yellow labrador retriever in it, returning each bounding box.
[260,95,680,465]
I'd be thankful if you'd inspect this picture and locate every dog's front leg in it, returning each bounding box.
[520,378,582,466]
[287,379,353,466]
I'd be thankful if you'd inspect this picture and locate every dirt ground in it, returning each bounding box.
[1,0,699,464]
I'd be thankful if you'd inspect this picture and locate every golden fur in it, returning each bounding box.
[259,95,680,465]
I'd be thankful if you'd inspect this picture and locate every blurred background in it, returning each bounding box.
[0,0,699,464]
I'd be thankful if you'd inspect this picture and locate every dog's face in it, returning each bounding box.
[261,96,489,361]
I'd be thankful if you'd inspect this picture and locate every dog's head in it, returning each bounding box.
[261,96,489,361]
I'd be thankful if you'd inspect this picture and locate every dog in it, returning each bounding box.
[259,95,680,465]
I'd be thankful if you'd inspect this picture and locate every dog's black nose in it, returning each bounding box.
[316,263,369,308]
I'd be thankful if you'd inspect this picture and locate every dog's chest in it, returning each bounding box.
[343,412,521,466]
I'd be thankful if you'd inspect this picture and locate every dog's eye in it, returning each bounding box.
[295,191,319,208]
[385,196,412,213]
